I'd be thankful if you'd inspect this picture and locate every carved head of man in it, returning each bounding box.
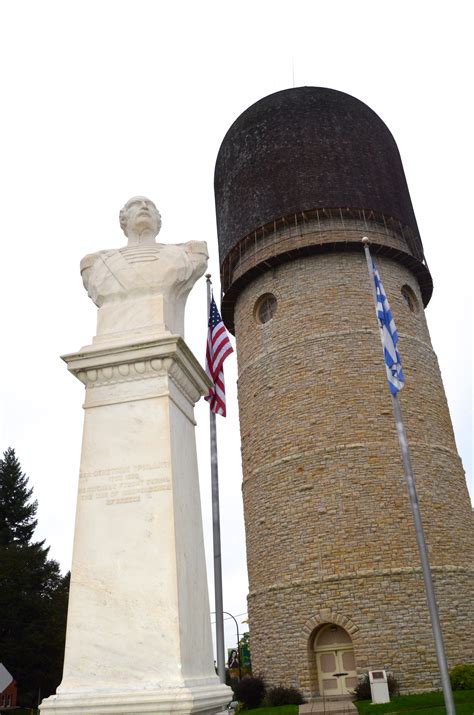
[119,196,162,243]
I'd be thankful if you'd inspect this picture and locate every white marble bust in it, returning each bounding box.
[80,197,208,345]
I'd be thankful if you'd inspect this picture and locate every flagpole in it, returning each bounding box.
[206,274,226,684]
[361,238,456,715]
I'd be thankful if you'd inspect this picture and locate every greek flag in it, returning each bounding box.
[372,260,405,395]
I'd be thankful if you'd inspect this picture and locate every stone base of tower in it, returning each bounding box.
[40,680,229,715]
[247,567,474,700]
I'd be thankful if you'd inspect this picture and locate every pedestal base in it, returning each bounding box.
[41,335,231,715]
[40,679,230,714]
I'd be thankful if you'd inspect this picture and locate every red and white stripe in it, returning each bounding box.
[205,299,233,416]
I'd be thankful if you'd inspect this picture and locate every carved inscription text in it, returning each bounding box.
[78,462,170,506]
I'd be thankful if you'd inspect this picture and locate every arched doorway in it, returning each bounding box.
[313,624,358,696]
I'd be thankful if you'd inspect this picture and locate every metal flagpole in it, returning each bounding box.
[361,238,456,715]
[206,274,226,684]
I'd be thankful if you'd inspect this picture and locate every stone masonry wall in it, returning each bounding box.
[248,570,473,697]
[233,228,474,697]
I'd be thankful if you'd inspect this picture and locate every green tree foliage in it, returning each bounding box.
[0,447,38,546]
[239,631,251,671]
[0,448,69,707]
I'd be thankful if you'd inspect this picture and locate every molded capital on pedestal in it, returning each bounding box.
[62,335,211,415]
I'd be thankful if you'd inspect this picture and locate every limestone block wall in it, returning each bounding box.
[233,229,474,696]
[248,571,473,696]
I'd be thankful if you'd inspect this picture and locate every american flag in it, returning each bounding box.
[205,294,233,416]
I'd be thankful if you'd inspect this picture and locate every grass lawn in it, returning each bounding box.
[355,689,474,714]
[231,692,474,714]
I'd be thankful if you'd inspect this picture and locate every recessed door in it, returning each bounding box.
[316,648,358,696]
[314,624,358,696]
[317,650,341,695]
[339,648,358,692]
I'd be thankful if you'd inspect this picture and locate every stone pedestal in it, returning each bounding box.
[40,335,230,713]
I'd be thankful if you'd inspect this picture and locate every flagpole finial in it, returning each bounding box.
[362,236,370,244]
[206,273,212,282]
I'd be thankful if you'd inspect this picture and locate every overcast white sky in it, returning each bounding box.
[0,1,472,656]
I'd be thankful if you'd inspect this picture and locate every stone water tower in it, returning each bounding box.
[214,87,473,698]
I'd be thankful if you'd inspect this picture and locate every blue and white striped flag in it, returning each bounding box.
[372,260,405,396]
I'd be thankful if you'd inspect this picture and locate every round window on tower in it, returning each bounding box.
[255,293,278,324]
[401,285,419,314]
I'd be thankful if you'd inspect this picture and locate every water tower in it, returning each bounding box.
[214,87,473,697]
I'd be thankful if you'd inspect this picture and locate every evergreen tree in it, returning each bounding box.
[0,447,38,546]
[0,447,69,707]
